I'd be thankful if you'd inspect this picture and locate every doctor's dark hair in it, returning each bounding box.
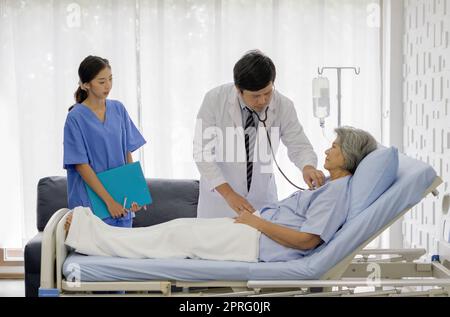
[233,50,276,92]
[335,127,378,174]
[69,55,111,111]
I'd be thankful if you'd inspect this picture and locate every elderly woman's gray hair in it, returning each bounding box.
[334,127,378,174]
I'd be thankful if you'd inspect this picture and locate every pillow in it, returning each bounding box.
[347,146,399,220]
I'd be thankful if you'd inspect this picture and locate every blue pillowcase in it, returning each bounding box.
[347,146,399,220]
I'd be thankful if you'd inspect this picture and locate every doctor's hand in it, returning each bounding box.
[224,191,256,215]
[302,165,325,190]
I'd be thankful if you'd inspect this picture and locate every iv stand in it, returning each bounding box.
[317,66,360,127]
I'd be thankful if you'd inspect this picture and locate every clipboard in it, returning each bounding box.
[85,161,152,219]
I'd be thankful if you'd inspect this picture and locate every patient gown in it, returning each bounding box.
[65,176,351,263]
[258,175,351,262]
[63,100,146,227]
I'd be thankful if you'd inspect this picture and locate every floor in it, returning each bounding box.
[0,279,25,297]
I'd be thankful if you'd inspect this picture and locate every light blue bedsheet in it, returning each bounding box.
[63,153,437,282]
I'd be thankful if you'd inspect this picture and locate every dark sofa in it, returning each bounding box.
[24,176,199,297]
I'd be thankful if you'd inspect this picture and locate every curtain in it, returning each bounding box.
[0,0,381,248]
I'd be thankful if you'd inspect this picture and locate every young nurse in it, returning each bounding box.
[63,55,146,228]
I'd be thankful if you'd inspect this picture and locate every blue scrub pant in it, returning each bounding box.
[102,211,133,228]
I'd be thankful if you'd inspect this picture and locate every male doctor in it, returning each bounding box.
[194,50,324,218]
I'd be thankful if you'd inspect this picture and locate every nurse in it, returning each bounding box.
[193,50,325,218]
[63,55,146,228]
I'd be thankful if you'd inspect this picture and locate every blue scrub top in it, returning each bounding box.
[258,175,351,262]
[63,99,146,225]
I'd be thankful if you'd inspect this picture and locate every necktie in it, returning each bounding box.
[244,108,256,191]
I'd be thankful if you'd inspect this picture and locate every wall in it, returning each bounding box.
[402,0,450,261]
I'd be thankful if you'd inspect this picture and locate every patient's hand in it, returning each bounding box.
[64,212,73,232]
[234,211,261,229]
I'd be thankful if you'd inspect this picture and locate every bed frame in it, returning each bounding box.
[39,177,450,297]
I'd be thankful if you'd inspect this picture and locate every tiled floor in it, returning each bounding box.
[0,279,25,297]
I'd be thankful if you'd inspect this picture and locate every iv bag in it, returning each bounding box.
[312,77,330,119]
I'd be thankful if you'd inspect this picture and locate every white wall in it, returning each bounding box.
[402,0,450,261]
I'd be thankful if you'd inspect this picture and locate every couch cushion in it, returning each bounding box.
[133,179,199,227]
[24,232,43,274]
[37,177,68,231]
[25,273,40,297]
[36,176,199,230]
[347,146,399,220]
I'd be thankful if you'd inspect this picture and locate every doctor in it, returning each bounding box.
[194,50,324,218]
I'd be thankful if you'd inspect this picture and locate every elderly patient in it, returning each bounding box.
[65,127,377,262]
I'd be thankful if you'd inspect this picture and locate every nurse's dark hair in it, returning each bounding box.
[335,126,378,174]
[69,55,111,111]
[233,50,276,92]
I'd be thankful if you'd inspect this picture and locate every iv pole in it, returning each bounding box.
[317,67,360,127]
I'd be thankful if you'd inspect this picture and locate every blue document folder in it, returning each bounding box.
[85,162,152,219]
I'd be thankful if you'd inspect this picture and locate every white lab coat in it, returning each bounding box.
[193,83,317,218]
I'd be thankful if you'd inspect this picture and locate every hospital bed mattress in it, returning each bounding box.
[63,153,437,282]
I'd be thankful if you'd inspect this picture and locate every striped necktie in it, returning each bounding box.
[244,107,256,191]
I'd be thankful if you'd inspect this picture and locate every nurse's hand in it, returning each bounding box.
[302,165,325,189]
[106,200,127,218]
[130,202,147,213]
[224,191,256,215]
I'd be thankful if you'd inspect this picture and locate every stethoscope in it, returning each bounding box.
[241,98,306,191]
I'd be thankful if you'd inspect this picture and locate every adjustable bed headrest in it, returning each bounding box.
[347,146,399,220]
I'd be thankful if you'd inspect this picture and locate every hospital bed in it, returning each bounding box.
[39,150,450,297]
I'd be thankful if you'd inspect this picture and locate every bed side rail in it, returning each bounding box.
[39,208,70,297]
[55,212,71,293]
[354,248,427,262]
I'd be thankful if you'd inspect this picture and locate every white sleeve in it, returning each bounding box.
[193,91,227,190]
[280,101,318,171]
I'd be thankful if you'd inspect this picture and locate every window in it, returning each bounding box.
[0,0,381,247]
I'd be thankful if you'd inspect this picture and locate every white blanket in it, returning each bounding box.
[65,207,261,262]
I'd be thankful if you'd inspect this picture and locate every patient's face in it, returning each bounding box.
[324,138,346,172]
